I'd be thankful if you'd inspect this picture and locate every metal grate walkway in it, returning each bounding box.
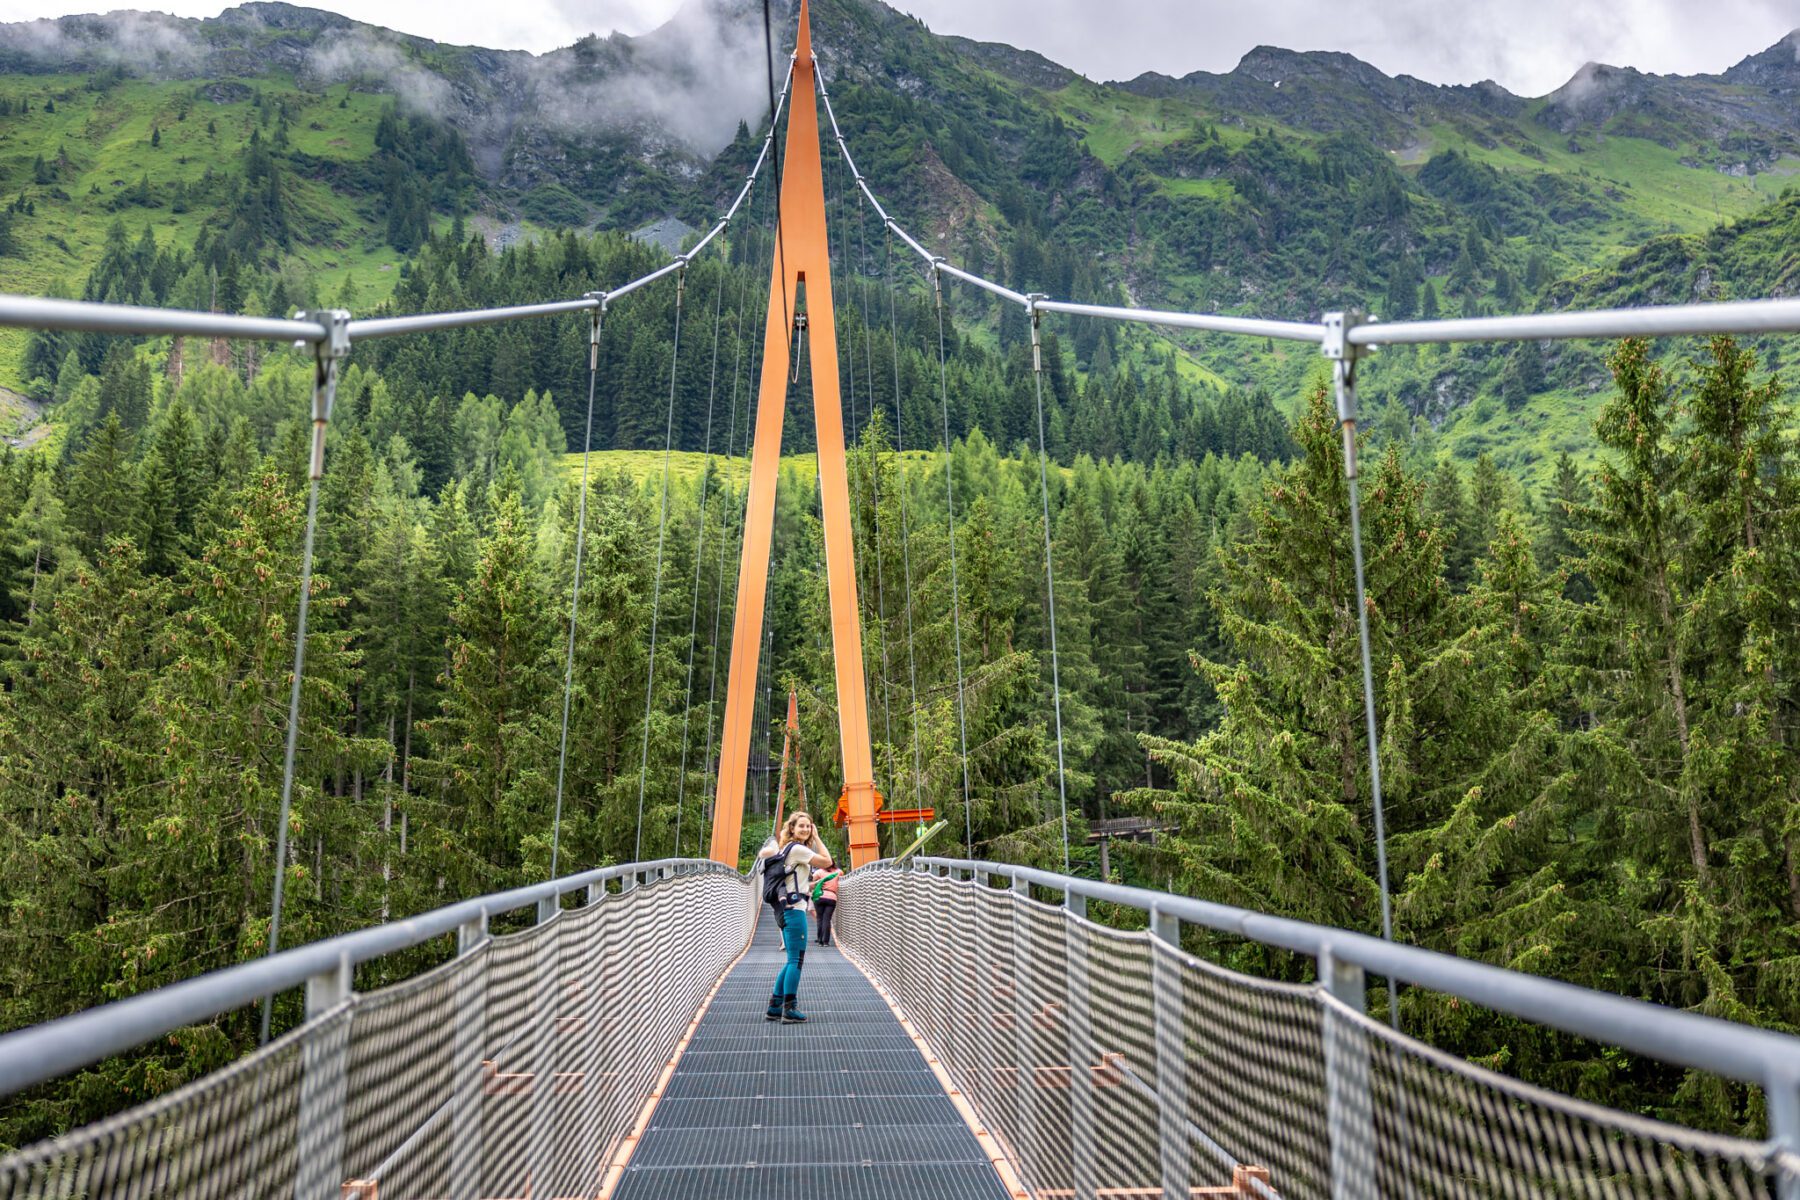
[612,912,1011,1200]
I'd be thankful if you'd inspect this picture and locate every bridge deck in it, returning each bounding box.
[613,912,1010,1200]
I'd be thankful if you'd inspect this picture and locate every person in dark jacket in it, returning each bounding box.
[813,868,839,946]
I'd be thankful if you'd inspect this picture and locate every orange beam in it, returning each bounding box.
[711,0,882,869]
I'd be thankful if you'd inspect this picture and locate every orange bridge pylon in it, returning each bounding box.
[709,0,883,870]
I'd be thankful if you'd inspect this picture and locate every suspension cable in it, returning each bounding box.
[932,263,974,855]
[260,310,346,1045]
[700,181,770,858]
[549,296,605,882]
[833,143,895,822]
[635,264,689,864]
[675,266,729,855]
[762,0,791,339]
[1026,299,1072,875]
[855,174,897,823]
[885,230,926,829]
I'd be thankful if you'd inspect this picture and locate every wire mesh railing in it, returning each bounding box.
[0,860,755,1200]
[838,860,1800,1200]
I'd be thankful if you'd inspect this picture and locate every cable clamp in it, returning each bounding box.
[1025,293,1049,373]
[1321,309,1377,363]
[1322,310,1375,425]
[584,292,606,366]
[294,308,350,362]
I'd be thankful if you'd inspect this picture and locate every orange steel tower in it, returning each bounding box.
[709,0,883,869]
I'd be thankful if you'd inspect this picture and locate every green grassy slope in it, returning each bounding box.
[0,74,414,382]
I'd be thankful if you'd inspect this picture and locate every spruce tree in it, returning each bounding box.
[417,479,556,892]
[67,413,139,559]
[0,541,168,1038]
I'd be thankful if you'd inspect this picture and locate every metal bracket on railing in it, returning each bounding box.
[1026,293,1049,374]
[1769,1076,1800,1200]
[930,258,946,307]
[305,953,354,1018]
[295,309,350,481]
[1065,886,1086,918]
[458,909,488,956]
[1320,310,1374,422]
[1150,903,1179,946]
[585,292,607,371]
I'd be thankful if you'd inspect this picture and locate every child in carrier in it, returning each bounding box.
[757,812,832,1023]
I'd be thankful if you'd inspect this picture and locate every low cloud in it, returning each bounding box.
[0,11,206,75]
[526,0,769,156]
[304,29,457,119]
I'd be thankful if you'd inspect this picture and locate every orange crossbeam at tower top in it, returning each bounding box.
[709,0,884,870]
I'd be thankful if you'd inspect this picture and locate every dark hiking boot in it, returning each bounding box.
[780,995,807,1023]
[765,993,783,1021]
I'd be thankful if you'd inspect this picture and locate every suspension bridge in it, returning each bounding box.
[4,2,1800,1196]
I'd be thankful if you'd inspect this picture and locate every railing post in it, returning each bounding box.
[527,895,560,1198]
[1150,904,1190,1200]
[1064,907,1099,1200]
[1009,871,1042,1187]
[293,954,352,1200]
[451,910,488,1200]
[1320,945,1376,1200]
[1768,1072,1800,1200]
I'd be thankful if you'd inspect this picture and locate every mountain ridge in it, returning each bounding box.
[0,0,1797,484]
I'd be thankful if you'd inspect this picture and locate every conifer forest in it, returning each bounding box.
[2,0,1800,1159]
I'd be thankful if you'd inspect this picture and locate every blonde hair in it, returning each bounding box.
[780,811,826,855]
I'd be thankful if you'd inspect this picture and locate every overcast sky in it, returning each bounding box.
[0,0,1796,96]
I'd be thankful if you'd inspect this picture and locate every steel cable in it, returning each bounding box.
[549,301,605,882]
[932,267,975,855]
[635,267,689,864]
[1027,305,1073,875]
[260,457,326,1046]
[884,230,927,827]
[854,178,897,832]
[699,187,766,859]
[674,266,729,856]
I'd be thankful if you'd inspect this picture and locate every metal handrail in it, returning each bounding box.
[0,857,738,1098]
[904,857,1800,1096]
[0,295,332,344]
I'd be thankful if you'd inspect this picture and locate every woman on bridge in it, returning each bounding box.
[758,811,832,1023]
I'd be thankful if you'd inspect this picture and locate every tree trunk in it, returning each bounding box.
[1655,566,1708,881]
[382,711,395,922]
